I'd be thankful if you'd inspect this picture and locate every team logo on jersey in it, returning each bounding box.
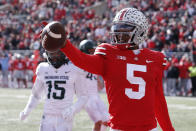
[117,55,126,60]
[146,60,153,63]
[45,75,69,80]
[134,57,138,61]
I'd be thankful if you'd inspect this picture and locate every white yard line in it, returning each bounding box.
[166,96,196,101]
[0,94,28,98]
[168,104,196,110]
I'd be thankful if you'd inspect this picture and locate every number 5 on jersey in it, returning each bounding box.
[126,64,146,99]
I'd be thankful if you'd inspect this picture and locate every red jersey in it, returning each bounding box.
[13,59,26,70]
[25,58,34,70]
[178,60,192,78]
[61,40,174,131]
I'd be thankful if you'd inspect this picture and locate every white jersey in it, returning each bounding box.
[33,62,86,115]
[75,70,110,123]
[76,70,98,96]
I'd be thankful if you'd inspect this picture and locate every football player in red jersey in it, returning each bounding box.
[13,54,27,88]
[45,8,175,131]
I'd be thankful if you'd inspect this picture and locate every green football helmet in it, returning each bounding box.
[79,40,97,54]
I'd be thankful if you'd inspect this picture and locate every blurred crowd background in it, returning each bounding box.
[0,0,196,97]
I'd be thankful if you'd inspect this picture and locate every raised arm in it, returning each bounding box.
[61,40,104,75]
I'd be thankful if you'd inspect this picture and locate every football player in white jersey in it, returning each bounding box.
[19,50,88,131]
[79,40,110,131]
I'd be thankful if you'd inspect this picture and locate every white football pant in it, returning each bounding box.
[84,95,109,123]
[40,114,73,131]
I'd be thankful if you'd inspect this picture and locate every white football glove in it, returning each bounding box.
[62,106,75,121]
[19,111,29,121]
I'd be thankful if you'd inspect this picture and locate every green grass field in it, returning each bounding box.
[0,88,196,131]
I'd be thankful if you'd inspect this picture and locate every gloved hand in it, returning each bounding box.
[19,111,29,121]
[62,106,75,121]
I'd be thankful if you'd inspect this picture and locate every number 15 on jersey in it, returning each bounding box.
[46,80,66,100]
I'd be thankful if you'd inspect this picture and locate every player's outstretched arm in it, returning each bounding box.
[61,40,104,75]
[19,76,44,121]
[19,94,40,121]
[154,71,175,131]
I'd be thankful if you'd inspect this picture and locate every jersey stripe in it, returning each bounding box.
[163,58,167,66]
[96,47,106,50]
[94,52,106,55]
[163,63,167,66]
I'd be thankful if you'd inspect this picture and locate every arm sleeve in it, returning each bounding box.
[72,95,88,114]
[23,74,44,115]
[154,55,175,131]
[72,83,89,114]
[23,95,39,115]
[61,40,104,75]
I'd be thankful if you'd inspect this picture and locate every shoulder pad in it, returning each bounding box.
[36,62,49,75]
[94,43,111,56]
